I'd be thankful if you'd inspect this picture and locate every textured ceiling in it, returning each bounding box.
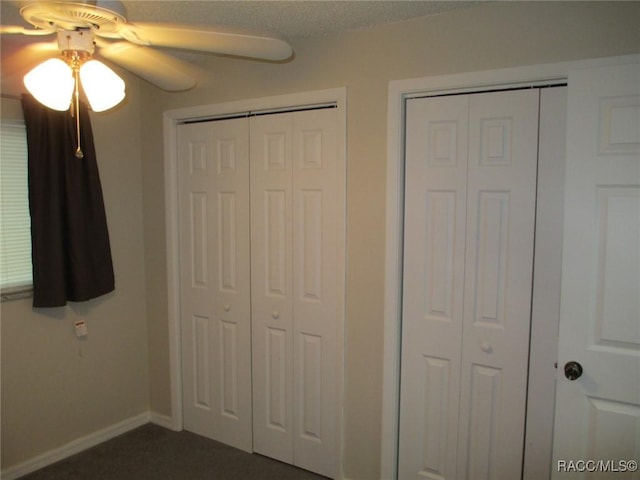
[2,1,479,39]
[121,1,479,38]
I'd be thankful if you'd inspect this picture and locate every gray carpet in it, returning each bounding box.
[21,423,329,479]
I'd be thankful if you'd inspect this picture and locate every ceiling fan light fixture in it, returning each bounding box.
[24,58,74,111]
[79,60,126,112]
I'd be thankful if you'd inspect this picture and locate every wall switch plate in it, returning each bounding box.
[74,320,88,338]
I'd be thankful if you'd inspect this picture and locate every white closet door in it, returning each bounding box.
[400,89,539,479]
[251,108,341,478]
[178,118,253,452]
[457,89,539,479]
[250,112,295,463]
[292,108,341,477]
[399,94,469,480]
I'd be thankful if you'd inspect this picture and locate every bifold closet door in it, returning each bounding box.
[177,118,253,453]
[399,94,469,479]
[399,89,539,479]
[250,108,341,478]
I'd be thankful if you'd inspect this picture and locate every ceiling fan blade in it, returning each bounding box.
[97,41,196,91]
[0,25,57,35]
[115,22,293,61]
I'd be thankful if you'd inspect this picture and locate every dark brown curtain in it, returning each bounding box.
[21,94,114,308]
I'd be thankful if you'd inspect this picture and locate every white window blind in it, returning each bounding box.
[0,120,32,291]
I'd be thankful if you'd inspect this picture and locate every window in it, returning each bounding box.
[0,119,32,294]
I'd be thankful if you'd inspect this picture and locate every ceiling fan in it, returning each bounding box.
[1,0,294,92]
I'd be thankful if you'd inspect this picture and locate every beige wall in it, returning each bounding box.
[2,1,639,478]
[141,3,640,479]
[0,73,150,469]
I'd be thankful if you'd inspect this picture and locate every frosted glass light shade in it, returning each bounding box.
[79,60,125,112]
[24,58,74,111]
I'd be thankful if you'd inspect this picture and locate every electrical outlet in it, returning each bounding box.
[74,320,88,338]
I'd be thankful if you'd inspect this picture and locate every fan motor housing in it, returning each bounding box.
[21,1,126,34]
[57,29,95,54]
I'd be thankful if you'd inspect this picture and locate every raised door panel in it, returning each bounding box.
[250,113,294,463]
[399,95,469,480]
[291,108,341,478]
[192,314,212,411]
[178,118,252,452]
[457,89,539,479]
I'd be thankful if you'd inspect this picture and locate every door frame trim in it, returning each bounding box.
[162,88,347,475]
[381,62,576,479]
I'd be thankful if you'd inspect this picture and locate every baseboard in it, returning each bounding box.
[148,411,176,430]
[1,412,151,480]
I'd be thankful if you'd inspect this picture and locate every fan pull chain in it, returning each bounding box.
[73,67,84,159]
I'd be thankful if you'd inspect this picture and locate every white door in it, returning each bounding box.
[399,94,468,479]
[250,108,342,478]
[177,118,253,452]
[552,59,640,477]
[249,112,294,462]
[400,88,539,479]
